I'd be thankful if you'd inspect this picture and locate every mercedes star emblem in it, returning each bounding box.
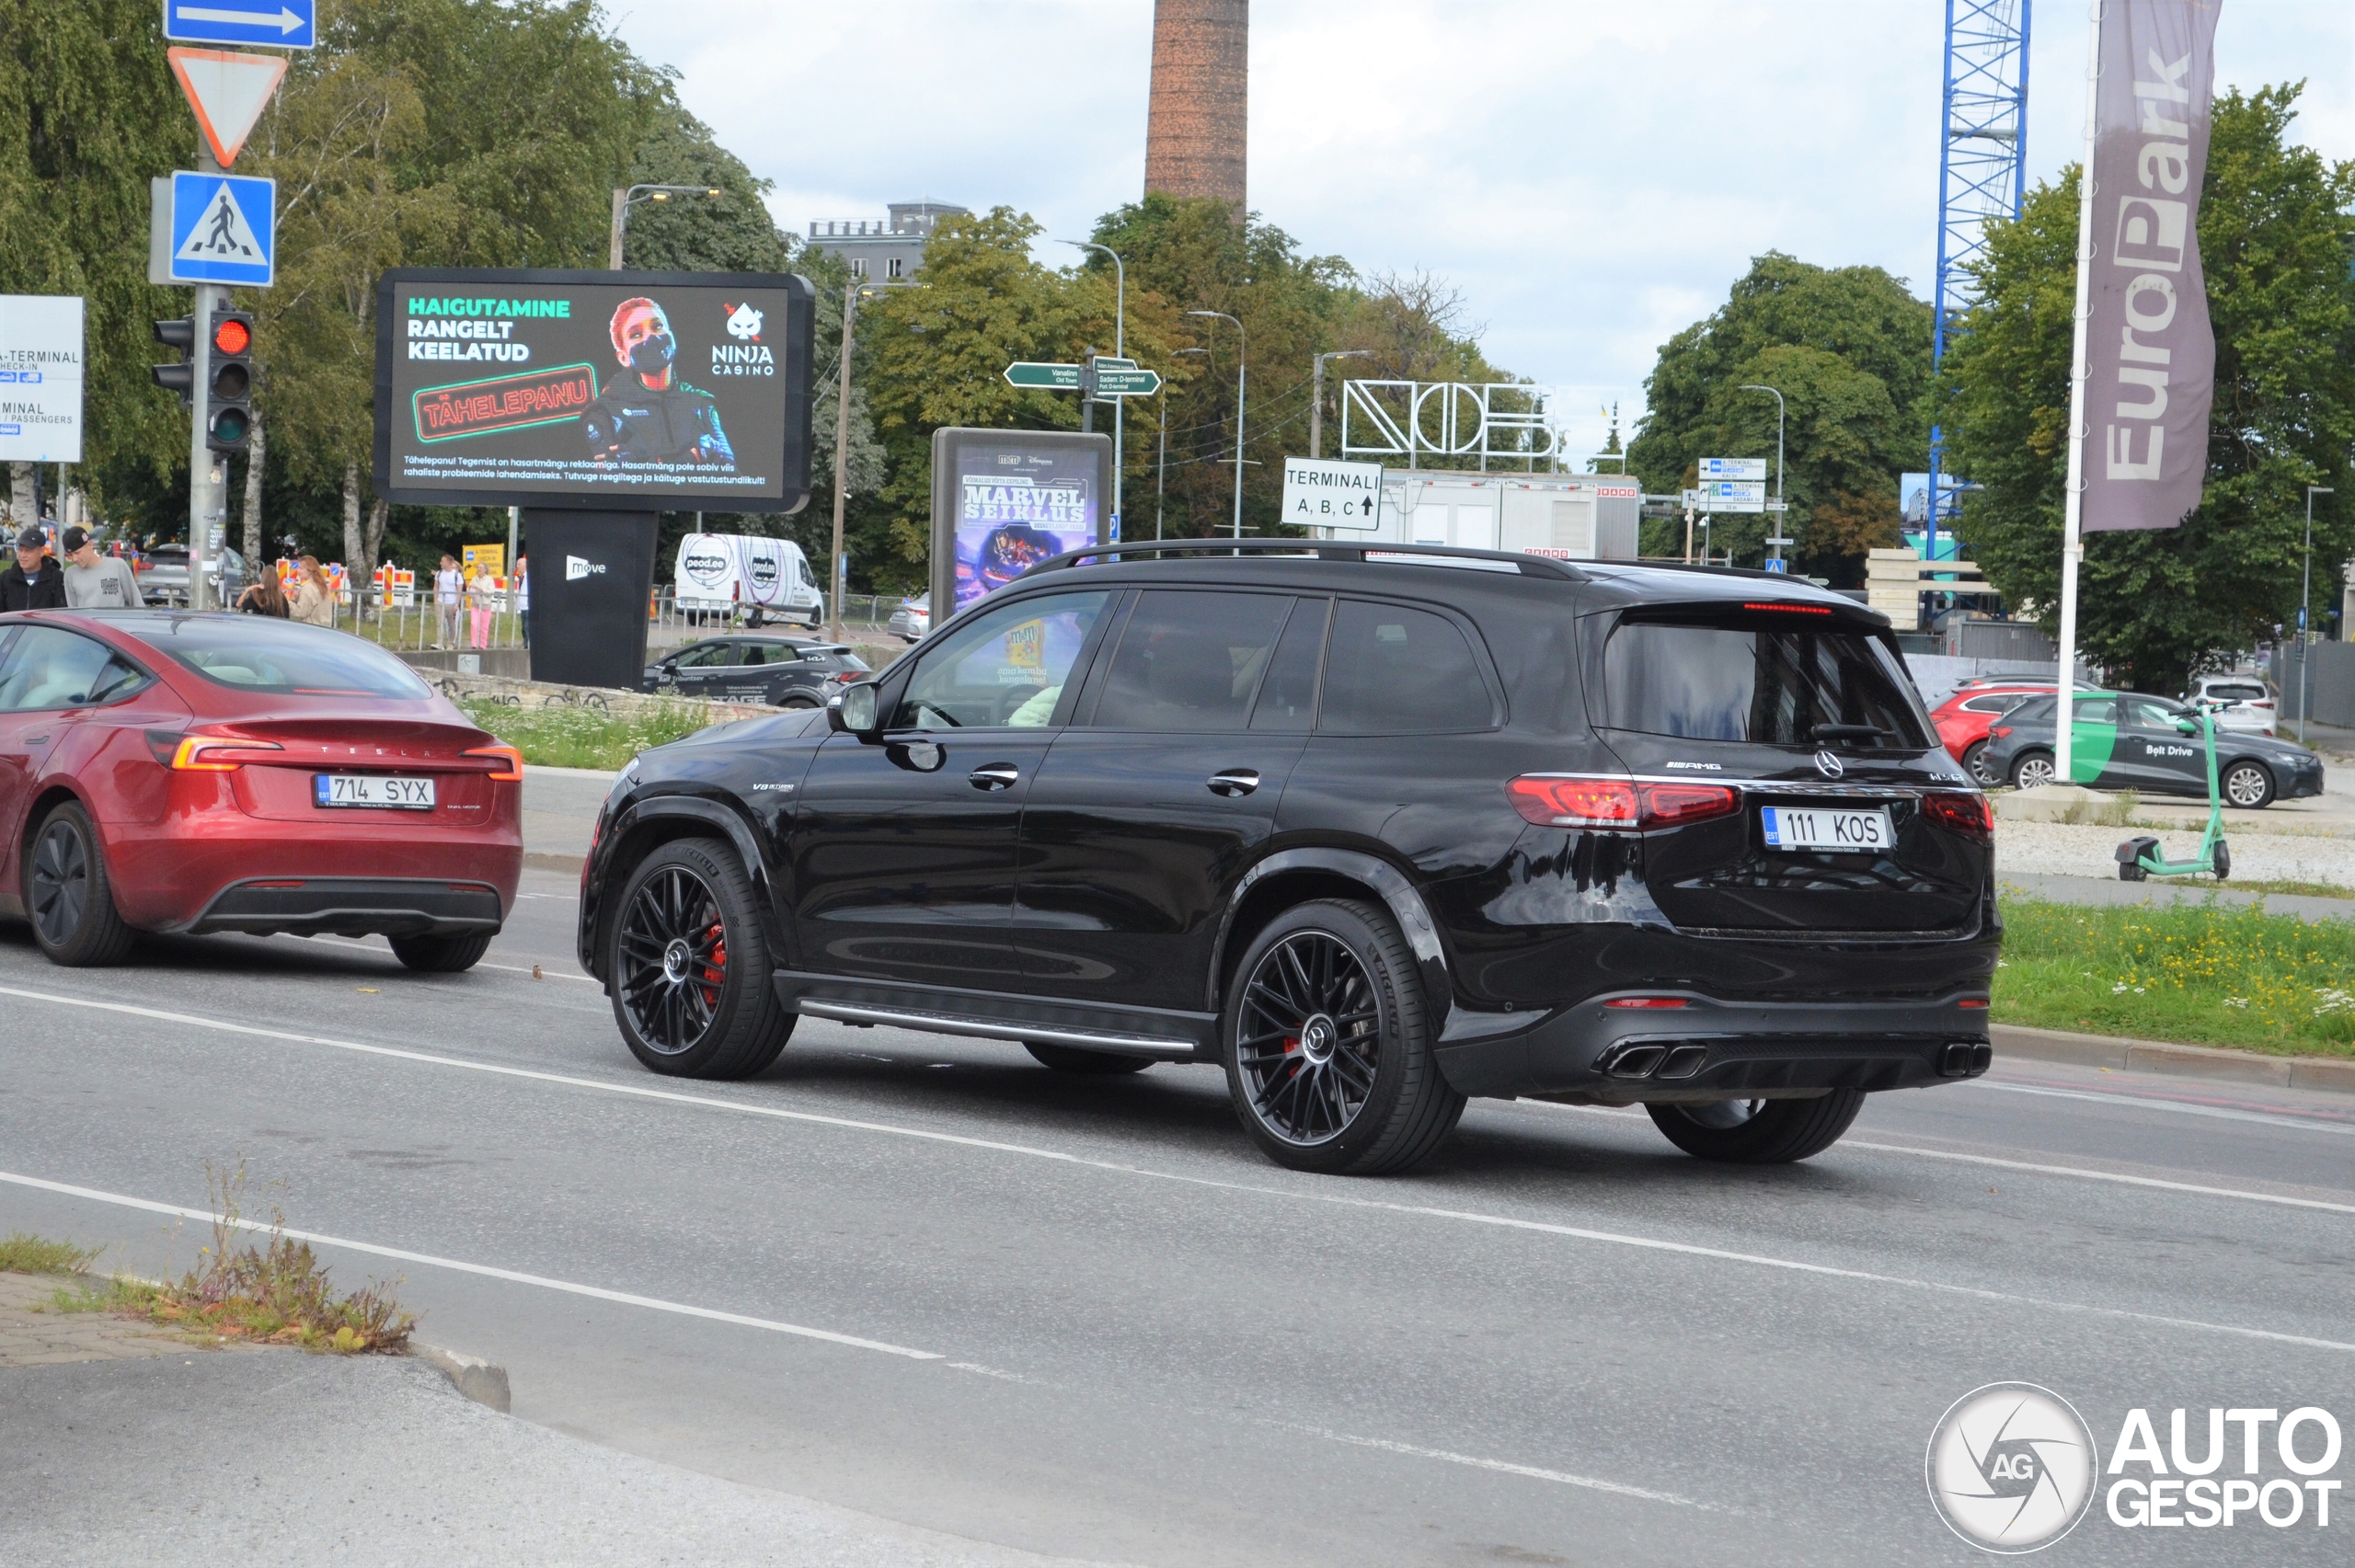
[1815,750,1845,779]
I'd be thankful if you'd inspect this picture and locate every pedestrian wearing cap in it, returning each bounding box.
[60,527,144,610]
[0,527,65,611]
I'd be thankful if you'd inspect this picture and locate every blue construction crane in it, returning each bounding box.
[1926,0,2031,566]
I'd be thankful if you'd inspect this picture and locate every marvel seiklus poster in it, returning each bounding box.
[373,269,813,511]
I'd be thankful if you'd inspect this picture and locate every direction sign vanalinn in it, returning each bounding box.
[1005,361,1082,390]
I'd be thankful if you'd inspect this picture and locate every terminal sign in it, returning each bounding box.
[1281,457,1384,532]
[1698,456,1768,482]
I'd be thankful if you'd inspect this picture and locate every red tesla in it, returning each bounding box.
[0,610,521,969]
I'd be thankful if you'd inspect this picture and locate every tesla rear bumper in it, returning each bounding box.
[182,877,503,939]
[1433,991,1993,1102]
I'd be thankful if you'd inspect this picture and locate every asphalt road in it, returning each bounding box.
[3,874,2351,1565]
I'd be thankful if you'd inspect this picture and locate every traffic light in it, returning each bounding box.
[205,307,255,453]
[151,317,196,407]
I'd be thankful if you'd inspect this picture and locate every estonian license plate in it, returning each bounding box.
[315,773,436,810]
[1761,805,1892,852]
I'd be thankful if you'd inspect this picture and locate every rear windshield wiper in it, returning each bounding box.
[1811,723,1890,743]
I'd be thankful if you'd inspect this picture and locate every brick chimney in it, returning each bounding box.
[1143,0,1247,215]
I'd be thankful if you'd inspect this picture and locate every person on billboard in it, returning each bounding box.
[977,522,1065,592]
[581,297,735,465]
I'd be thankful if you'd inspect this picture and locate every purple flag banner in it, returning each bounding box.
[2082,0,2222,532]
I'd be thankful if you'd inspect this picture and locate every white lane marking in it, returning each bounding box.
[6,985,2351,1357]
[1510,1101,2355,1217]
[512,892,576,901]
[1286,1424,1714,1510]
[1976,1080,2355,1138]
[306,933,600,985]
[478,959,598,985]
[0,1169,939,1362]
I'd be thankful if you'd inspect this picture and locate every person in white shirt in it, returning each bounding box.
[434,555,462,647]
[60,527,144,610]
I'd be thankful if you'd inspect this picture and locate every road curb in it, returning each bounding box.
[414,1343,511,1413]
[1993,1023,2355,1096]
[523,852,585,876]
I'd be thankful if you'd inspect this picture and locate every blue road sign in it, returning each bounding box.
[163,0,316,49]
[1761,557,1788,573]
[168,171,275,286]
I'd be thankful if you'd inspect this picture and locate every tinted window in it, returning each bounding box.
[2207,682,2264,701]
[672,642,734,669]
[141,617,430,698]
[1601,613,1929,747]
[0,628,147,711]
[2006,696,2056,726]
[2072,697,2119,725]
[892,590,1109,730]
[1319,600,1489,734]
[1961,692,2034,714]
[1252,597,1329,731]
[2125,696,2185,727]
[1091,590,1289,731]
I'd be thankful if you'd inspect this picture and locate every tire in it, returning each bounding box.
[1645,1089,1867,1164]
[388,931,494,972]
[25,803,136,967]
[2011,750,2056,790]
[1961,740,1996,786]
[779,694,820,711]
[606,838,793,1079]
[1222,898,1465,1175]
[1025,1042,1154,1074]
[2213,839,2232,881]
[2221,761,2274,809]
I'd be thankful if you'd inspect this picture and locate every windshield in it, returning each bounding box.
[142,616,432,698]
[1601,612,1931,747]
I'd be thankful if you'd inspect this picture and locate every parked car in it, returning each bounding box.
[1983,690,2324,807]
[887,592,931,643]
[138,544,247,609]
[580,541,1997,1176]
[0,610,522,969]
[2182,673,2279,737]
[1930,683,2053,784]
[643,635,870,709]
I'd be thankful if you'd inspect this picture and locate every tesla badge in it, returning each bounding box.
[1814,750,1845,779]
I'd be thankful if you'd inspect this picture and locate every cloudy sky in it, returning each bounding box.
[611,1,2354,457]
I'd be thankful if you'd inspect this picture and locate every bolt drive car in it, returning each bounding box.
[579,541,1997,1175]
[1983,689,2323,807]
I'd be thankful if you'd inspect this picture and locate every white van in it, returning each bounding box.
[672,533,823,627]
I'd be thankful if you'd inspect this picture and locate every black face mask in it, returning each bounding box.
[628,329,675,374]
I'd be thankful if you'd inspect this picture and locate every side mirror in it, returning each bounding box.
[830,681,881,736]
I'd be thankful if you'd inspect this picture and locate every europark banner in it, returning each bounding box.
[372,269,815,512]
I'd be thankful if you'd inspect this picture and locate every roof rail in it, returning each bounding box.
[1583,558,1803,585]
[1026,537,1587,582]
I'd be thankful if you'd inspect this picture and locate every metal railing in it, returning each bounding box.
[327,585,918,653]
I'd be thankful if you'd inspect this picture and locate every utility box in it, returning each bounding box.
[1318,473,1640,561]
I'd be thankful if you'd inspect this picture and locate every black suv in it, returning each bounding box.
[580,542,1997,1175]
[643,635,870,709]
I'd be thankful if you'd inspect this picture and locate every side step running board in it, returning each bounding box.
[794,1000,1198,1059]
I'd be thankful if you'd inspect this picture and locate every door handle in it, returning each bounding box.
[969,762,1020,791]
[1207,768,1260,797]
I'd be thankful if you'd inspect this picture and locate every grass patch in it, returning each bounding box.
[1994,894,2355,1057]
[2213,877,2355,901]
[0,1232,99,1275]
[459,697,716,771]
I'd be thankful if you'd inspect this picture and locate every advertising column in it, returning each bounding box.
[373,269,813,687]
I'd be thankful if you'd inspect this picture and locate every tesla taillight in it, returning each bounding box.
[169,735,284,771]
[1506,775,1740,830]
[465,745,524,781]
[1923,791,1994,838]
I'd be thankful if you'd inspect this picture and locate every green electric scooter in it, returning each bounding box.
[2115,702,2231,882]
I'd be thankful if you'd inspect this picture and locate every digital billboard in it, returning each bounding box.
[373,269,813,511]
[928,428,1113,618]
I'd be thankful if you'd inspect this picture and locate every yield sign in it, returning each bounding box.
[167,47,287,167]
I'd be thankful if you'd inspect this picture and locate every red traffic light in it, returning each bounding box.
[212,317,251,356]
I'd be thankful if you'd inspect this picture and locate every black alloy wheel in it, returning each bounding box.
[26,802,135,967]
[1223,898,1464,1175]
[608,839,792,1079]
[1645,1090,1867,1164]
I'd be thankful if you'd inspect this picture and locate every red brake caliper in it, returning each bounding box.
[700,921,727,1004]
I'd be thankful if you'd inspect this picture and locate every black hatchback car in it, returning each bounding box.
[580,541,1997,1175]
[1982,689,2323,807]
[642,635,870,709]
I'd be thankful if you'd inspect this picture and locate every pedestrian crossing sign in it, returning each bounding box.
[168,171,275,286]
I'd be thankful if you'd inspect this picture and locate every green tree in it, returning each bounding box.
[1628,253,1931,580]
[1942,84,2355,691]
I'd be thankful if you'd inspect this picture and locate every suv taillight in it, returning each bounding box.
[1923,791,1994,839]
[1506,775,1740,830]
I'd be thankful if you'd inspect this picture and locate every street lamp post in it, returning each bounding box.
[608,184,722,269]
[2301,485,2335,741]
[1188,311,1246,538]
[1312,349,1371,461]
[1738,383,1786,567]
[1063,242,1126,536]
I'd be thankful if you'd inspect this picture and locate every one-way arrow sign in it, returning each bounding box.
[164,0,316,50]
